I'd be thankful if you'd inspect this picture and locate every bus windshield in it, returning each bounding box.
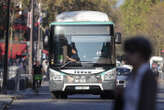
[53,25,114,68]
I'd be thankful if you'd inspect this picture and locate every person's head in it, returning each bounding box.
[123,36,152,66]
[72,49,77,54]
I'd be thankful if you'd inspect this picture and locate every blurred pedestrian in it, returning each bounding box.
[42,59,49,80]
[32,61,43,90]
[113,36,157,110]
[15,62,25,91]
[152,62,159,80]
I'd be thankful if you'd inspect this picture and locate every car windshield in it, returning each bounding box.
[116,68,131,75]
[53,25,114,68]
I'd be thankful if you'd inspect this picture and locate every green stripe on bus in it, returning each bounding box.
[50,21,114,25]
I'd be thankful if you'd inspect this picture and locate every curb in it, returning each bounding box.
[0,94,25,110]
[0,97,15,110]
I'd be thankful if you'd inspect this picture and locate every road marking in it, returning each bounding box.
[52,99,113,102]
[14,99,53,103]
[14,98,113,103]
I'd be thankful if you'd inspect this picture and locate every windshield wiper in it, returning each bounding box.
[78,61,95,63]
[60,61,74,69]
[60,61,94,69]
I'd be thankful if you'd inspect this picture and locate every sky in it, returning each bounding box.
[116,0,125,7]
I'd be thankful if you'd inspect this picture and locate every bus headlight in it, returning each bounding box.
[49,69,63,81]
[103,69,116,81]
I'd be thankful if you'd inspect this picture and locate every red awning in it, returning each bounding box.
[0,43,27,59]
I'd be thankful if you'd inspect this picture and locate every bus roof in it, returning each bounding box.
[50,21,114,26]
[50,11,114,26]
[56,11,110,22]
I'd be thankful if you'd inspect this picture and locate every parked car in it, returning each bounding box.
[150,56,163,73]
[116,65,132,88]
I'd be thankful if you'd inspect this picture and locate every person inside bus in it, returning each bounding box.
[101,43,111,58]
[66,42,80,62]
[66,48,80,62]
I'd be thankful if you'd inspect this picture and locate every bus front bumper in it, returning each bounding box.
[49,80,115,94]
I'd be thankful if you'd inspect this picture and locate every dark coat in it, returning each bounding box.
[113,69,157,110]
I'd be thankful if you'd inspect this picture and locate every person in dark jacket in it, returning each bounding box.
[113,36,157,110]
[32,61,43,89]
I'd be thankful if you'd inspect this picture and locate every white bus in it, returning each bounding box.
[45,11,121,99]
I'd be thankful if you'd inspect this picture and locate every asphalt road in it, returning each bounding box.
[8,81,164,110]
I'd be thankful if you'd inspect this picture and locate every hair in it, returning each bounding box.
[123,36,152,61]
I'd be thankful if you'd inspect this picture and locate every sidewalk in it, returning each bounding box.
[0,88,36,110]
[7,88,36,99]
[0,81,50,110]
[0,95,15,110]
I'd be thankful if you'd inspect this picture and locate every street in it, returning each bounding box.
[7,81,164,110]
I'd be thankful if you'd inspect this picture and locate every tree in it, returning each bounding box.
[41,0,117,26]
[145,2,164,55]
[0,0,30,40]
[120,0,160,36]
[0,0,8,39]
[117,0,163,55]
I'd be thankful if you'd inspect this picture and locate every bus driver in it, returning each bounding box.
[66,48,80,62]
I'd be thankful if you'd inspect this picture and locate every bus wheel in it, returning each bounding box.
[100,91,115,99]
[61,93,68,99]
[100,93,108,99]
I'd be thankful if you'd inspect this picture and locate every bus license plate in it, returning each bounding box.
[75,86,90,90]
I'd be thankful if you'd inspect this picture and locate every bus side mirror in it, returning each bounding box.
[115,32,122,44]
[43,28,50,50]
[43,35,49,49]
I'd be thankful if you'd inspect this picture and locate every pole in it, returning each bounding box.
[37,23,41,62]
[10,7,15,60]
[2,0,10,94]
[29,0,34,76]
[37,2,41,62]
